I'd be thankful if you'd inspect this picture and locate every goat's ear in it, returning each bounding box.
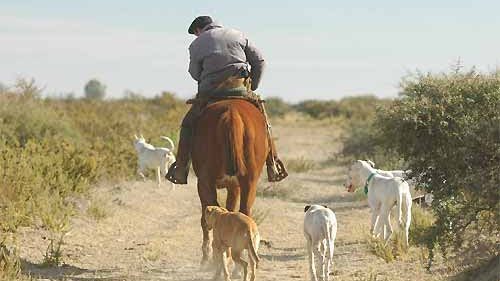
[304,205,311,212]
[140,134,145,139]
[134,134,138,140]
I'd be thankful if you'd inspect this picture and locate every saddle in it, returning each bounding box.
[187,76,260,108]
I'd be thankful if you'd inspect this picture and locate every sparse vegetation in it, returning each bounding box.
[251,208,270,226]
[285,157,316,173]
[86,198,110,221]
[257,185,293,200]
[368,226,409,263]
[0,241,21,280]
[0,79,186,276]
[42,233,65,267]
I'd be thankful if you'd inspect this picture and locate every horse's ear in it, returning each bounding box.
[304,205,311,212]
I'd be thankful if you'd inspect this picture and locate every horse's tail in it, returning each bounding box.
[223,108,247,176]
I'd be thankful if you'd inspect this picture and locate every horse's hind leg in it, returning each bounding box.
[226,186,240,212]
[198,180,218,265]
[238,176,258,216]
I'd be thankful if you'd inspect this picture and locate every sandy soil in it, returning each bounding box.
[17,122,452,281]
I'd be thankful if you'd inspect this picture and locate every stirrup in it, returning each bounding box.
[267,158,288,182]
[165,161,188,184]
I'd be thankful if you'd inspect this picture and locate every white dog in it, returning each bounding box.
[304,205,337,281]
[346,160,412,246]
[365,159,414,185]
[366,159,434,206]
[133,135,176,189]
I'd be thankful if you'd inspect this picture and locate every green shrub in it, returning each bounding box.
[375,69,500,268]
[264,97,294,117]
[294,95,391,120]
[294,99,339,119]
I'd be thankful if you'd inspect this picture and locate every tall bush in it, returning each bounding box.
[375,69,500,267]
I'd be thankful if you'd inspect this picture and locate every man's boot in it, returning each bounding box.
[166,126,192,184]
[256,98,288,182]
[266,140,288,182]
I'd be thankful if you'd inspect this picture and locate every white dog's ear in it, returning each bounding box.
[304,205,311,212]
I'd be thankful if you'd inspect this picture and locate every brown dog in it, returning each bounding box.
[205,206,260,281]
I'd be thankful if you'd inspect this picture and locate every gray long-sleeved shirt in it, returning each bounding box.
[188,23,266,97]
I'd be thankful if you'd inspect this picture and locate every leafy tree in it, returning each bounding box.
[84,79,106,100]
[375,69,500,268]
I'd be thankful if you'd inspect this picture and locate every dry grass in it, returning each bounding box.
[368,230,408,263]
[251,207,270,226]
[86,198,110,221]
[257,184,294,200]
[42,233,66,267]
[285,157,316,173]
[0,243,21,281]
[8,122,459,281]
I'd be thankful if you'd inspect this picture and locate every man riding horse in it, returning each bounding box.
[166,16,287,185]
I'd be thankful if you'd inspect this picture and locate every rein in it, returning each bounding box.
[364,172,376,195]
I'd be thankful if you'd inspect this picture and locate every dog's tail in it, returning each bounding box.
[160,136,175,150]
[248,230,260,268]
[324,221,335,260]
[396,184,404,226]
[403,187,412,246]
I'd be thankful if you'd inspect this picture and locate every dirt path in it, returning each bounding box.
[18,123,447,281]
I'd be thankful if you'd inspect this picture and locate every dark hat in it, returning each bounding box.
[188,16,213,34]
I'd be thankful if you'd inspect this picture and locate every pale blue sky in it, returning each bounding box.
[1,0,499,102]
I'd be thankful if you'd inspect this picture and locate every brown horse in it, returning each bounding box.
[191,99,269,264]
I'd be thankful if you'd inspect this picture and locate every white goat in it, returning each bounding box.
[304,205,337,281]
[346,160,412,246]
[133,135,176,189]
